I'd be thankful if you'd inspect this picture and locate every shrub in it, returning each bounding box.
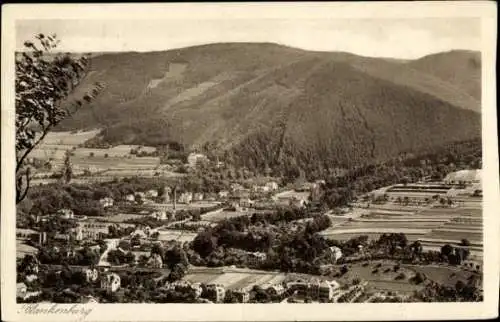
[395,272,406,280]
[412,272,425,284]
[371,268,379,274]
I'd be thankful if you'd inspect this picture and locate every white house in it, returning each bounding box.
[266,284,285,296]
[150,211,167,221]
[265,181,279,191]
[100,272,121,293]
[193,192,204,201]
[25,274,38,283]
[57,208,74,219]
[232,289,250,303]
[444,169,482,185]
[290,197,308,209]
[147,253,163,268]
[145,189,159,198]
[187,153,208,167]
[85,268,99,283]
[178,192,193,204]
[218,190,229,199]
[16,283,27,299]
[131,228,148,240]
[99,197,114,208]
[206,284,226,303]
[328,246,343,263]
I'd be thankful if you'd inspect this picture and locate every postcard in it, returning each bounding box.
[1,2,498,321]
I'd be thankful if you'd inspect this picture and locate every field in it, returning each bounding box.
[202,210,253,222]
[322,187,483,258]
[155,230,198,242]
[30,130,165,180]
[335,260,477,294]
[101,213,145,223]
[17,240,38,259]
[183,267,288,290]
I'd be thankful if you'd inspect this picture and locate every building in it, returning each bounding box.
[265,181,279,191]
[205,284,226,303]
[239,198,254,209]
[310,280,340,301]
[167,281,203,298]
[85,268,99,283]
[125,194,135,202]
[218,190,229,199]
[443,169,482,185]
[187,153,209,168]
[290,198,307,208]
[232,289,250,303]
[25,274,38,283]
[77,222,110,240]
[57,208,74,219]
[286,281,309,296]
[54,233,70,241]
[100,272,121,293]
[130,229,148,240]
[328,246,343,263]
[178,192,193,204]
[162,187,172,203]
[147,253,163,268]
[71,226,84,241]
[145,189,159,199]
[230,183,244,192]
[266,284,285,296]
[150,211,167,221]
[193,192,204,201]
[99,197,114,209]
[16,283,27,299]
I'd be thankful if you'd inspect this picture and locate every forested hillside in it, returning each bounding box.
[53,43,481,176]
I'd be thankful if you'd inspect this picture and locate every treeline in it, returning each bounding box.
[317,138,481,209]
[37,245,102,266]
[225,137,481,187]
[190,207,333,274]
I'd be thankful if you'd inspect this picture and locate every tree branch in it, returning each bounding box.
[16,124,52,174]
[16,170,31,204]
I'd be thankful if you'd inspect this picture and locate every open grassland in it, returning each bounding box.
[184,267,290,290]
[39,130,101,145]
[156,230,198,242]
[322,193,482,253]
[32,131,164,179]
[335,260,478,294]
[202,210,253,222]
[102,213,145,223]
[17,240,38,259]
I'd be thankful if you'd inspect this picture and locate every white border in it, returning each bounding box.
[1,2,498,321]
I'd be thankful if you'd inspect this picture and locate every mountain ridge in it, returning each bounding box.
[55,42,481,172]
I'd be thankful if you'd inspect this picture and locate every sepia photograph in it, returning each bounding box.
[1,2,498,321]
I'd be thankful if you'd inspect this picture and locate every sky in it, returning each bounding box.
[16,17,481,59]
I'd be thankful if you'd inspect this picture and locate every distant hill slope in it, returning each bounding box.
[407,50,481,101]
[56,43,481,170]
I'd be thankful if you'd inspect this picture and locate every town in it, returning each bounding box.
[16,131,483,304]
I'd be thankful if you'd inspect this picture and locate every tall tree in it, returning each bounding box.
[62,150,73,184]
[15,33,104,203]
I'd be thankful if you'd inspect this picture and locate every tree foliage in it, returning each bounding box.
[15,33,104,203]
